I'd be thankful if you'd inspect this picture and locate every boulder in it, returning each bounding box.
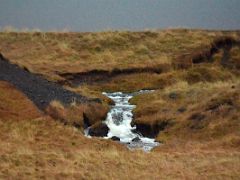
[132,137,141,142]
[110,136,120,141]
[134,120,172,138]
[88,122,109,137]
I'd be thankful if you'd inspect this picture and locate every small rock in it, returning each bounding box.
[40,100,45,104]
[88,122,109,137]
[110,136,120,141]
[131,129,138,134]
[132,137,141,142]
[92,98,102,103]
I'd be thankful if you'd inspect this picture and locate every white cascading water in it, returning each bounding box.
[102,90,160,151]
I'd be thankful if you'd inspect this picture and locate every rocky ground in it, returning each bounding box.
[0,54,94,110]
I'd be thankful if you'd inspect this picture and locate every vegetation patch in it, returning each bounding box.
[0,29,240,179]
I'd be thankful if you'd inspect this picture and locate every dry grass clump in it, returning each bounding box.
[46,100,109,131]
[229,46,240,70]
[65,85,114,104]
[184,65,234,84]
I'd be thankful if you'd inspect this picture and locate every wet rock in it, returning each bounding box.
[134,123,158,138]
[112,113,123,125]
[131,129,142,136]
[132,137,141,142]
[134,120,172,138]
[88,122,109,137]
[92,98,102,103]
[83,113,91,128]
[110,136,120,141]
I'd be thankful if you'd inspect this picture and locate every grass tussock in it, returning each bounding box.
[46,100,109,131]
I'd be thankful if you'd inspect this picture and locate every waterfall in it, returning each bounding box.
[103,90,159,151]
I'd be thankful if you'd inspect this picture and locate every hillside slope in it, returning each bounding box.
[0,81,239,179]
[0,29,240,179]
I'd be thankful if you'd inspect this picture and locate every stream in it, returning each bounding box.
[102,90,159,151]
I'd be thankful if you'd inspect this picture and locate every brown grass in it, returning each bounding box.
[1,29,238,81]
[75,63,235,94]
[174,36,240,69]
[46,100,109,131]
[0,81,42,121]
[1,81,240,179]
[131,80,240,148]
[1,29,240,179]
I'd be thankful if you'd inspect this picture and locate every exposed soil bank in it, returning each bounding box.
[133,121,171,139]
[58,64,170,85]
[0,54,95,110]
[175,37,240,68]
